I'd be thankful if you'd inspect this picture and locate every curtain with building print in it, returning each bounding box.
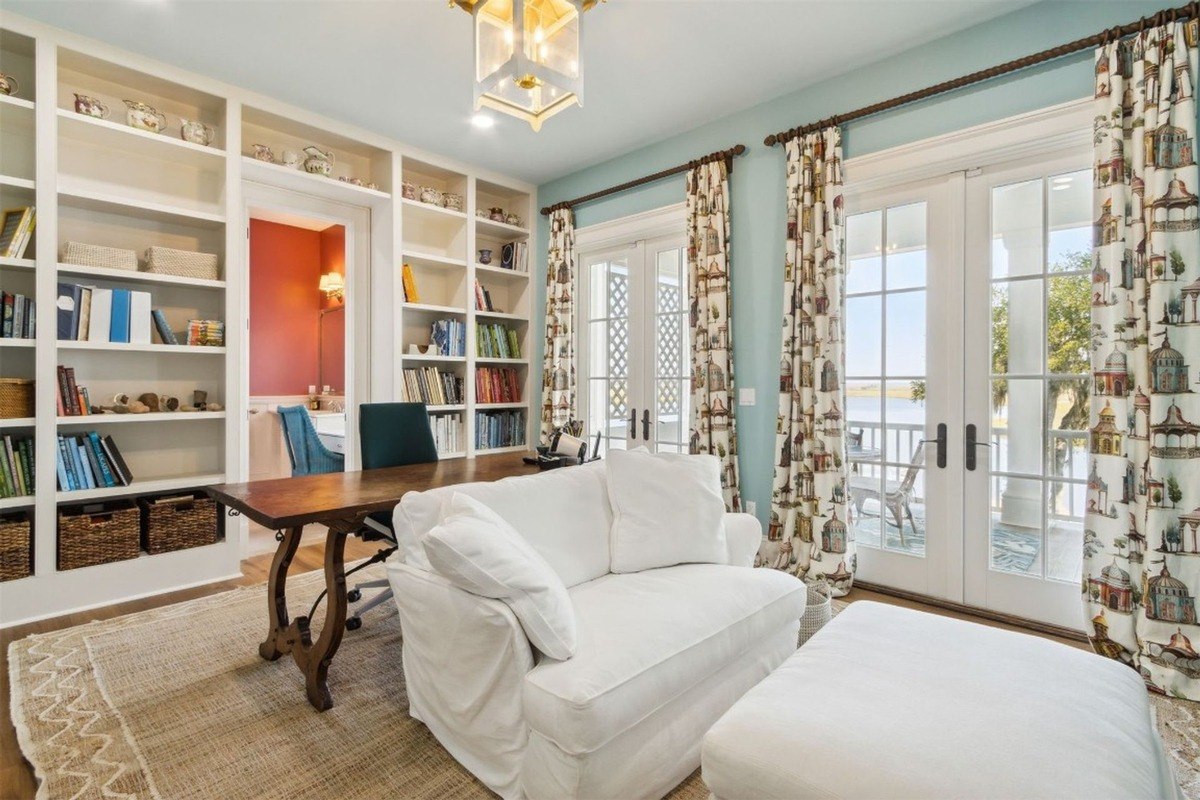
[766,127,852,595]
[540,208,577,442]
[687,158,741,511]
[1085,18,1200,699]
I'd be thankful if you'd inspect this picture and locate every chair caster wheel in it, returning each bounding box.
[346,617,363,631]
[347,589,361,602]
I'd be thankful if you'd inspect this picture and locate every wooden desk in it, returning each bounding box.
[207,454,536,710]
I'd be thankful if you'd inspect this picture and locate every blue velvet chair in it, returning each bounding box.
[277,405,344,476]
[348,402,439,629]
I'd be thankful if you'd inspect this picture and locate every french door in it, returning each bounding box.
[580,234,691,454]
[846,146,1091,629]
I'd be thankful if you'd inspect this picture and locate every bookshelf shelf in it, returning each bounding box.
[58,109,225,168]
[0,496,35,511]
[0,417,35,428]
[403,302,465,315]
[402,197,467,223]
[0,256,36,271]
[475,444,529,455]
[57,341,226,354]
[475,309,528,322]
[404,251,468,271]
[56,262,226,289]
[0,93,34,112]
[402,354,466,363]
[58,411,226,425]
[475,356,526,365]
[475,217,530,239]
[58,186,226,227]
[0,339,35,349]
[476,402,526,410]
[55,472,225,504]
[0,174,36,191]
[475,263,530,281]
[241,156,391,202]
[427,404,466,412]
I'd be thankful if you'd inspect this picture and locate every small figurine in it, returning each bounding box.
[161,395,180,412]
[138,393,160,412]
[193,390,208,411]
[127,400,150,413]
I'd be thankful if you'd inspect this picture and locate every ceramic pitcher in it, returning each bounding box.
[0,73,18,97]
[74,93,109,119]
[179,118,214,146]
[124,100,167,133]
[303,146,334,176]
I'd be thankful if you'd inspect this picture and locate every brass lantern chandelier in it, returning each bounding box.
[452,0,598,131]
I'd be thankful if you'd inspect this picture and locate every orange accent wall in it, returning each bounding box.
[319,225,346,393]
[249,220,322,395]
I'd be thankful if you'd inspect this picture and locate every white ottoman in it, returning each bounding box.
[702,601,1179,800]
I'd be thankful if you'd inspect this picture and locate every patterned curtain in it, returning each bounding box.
[766,128,852,595]
[1085,18,1200,698]
[540,208,577,442]
[687,159,741,511]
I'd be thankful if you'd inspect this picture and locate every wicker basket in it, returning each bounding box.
[139,491,220,555]
[62,241,138,271]
[0,378,34,419]
[0,512,31,582]
[144,246,220,280]
[798,582,834,646]
[58,501,141,570]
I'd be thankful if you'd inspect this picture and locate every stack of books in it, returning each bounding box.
[55,431,133,492]
[500,241,528,272]
[55,365,93,416]
[476,323,521,359]
[186,319,224,347]
[475,409,526,450]
[430,413,463,455]
[0,434,34,498]
[56,283,153,344]
[401,366,464,406]
[474,280,499,312]
[0,207,36,260]
[1,292,35,339]
[475,367,521,404]
[429,318,466,357]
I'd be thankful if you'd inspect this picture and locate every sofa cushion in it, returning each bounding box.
[522,564,806,755]
[606,449,727,573]
[423,493,578,660]
[394,462,613,587]
[702,601,1179,800]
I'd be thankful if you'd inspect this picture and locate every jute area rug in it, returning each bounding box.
[8,565,1199,799]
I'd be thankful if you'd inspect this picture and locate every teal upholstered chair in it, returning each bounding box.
[278,405,344,476]
[348,402,439,629]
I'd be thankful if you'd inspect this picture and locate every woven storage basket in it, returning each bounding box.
[62,241,138,271]
[0,512,31,582]
[58,501,140,570]
[139,491,220,554]
[0,378,34,418]
[798,582,833,646]
[144,246,220,280]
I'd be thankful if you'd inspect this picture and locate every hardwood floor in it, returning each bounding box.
[0,540,1080,799]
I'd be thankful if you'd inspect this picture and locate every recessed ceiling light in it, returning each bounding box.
[471,113,495,129]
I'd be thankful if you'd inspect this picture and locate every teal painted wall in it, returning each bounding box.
[534,0,1168,525]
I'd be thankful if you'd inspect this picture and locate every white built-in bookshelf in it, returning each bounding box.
[0,15,536,626]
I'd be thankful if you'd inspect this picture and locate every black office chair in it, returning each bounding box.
[346,402,439,629]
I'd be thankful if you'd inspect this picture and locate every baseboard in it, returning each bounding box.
[852,580,1088,644]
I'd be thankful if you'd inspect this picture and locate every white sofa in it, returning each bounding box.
[385,461,807,800]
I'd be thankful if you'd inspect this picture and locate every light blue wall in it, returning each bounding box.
[534,1,1166,525]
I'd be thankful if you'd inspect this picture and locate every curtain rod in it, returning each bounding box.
[540,144,746,216]
[764,1,1199,146]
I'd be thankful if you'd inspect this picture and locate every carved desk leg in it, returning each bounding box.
[293,520,356,711]
[259,525,304,661]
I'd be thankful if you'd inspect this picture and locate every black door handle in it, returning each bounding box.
[641,409,651,441]
[629,408,636,439]
[918,423,947,468]
[965,423,991,471]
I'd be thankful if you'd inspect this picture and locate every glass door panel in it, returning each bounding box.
[584,252,632,453]
[649,241,691,453]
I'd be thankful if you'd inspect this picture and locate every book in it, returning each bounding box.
[88,287,113,343]
[101,435,133,486]
[151,309,179,345]
[87,432,117,488]
[402,264,420,304]
[187,319,224,347]
[11,294,24,340]
[24,296,34,338]
[77,287,93,341]
[54,440,70,492]
[56,283,82,340]
[129,291,152,344]
[76,441,95,489]
[1,292,12,337]
[12,206,35,259]
[109,288,131,343]
[63,367,81,416]
[0,208,33,258]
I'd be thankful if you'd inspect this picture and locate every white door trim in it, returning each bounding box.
[574,202,686,252]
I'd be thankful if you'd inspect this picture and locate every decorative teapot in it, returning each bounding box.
[124,100,167,133]
[303,145,334,176]
[179,118,215,147]
[0,72,18,97]
[251,143,274,162]
[489,207,505,222]
[74,93,109,119]
[419,186,442,206]
[505,212,521,227]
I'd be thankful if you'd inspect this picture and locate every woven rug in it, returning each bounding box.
[7,566,1198,799]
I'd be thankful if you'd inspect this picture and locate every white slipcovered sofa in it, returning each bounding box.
[385,461,807,800]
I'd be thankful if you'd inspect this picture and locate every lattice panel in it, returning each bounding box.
[658,281,681,314]
[657,311,683,378]
[606,273,630,426]
[658,379,681,416]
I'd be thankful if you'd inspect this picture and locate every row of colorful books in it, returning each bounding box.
[56,283,154,344]
[477,323,522,359]
[1,292,36,339]
[429,318,467,357]
[0,207,36,260]
[55,365,94,416]
[473,280,504,313]
[475,409,526,450]
[0,434,34,498]
[475,367,522,404]
[498,241,529,273]
[430,412,463,455]
[400,366,464,406]
[55,432,134,492]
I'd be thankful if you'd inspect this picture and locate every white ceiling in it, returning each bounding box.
[7,0,1038,185]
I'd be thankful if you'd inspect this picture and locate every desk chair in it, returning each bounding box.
[347,402,439,629]
[278,405,344,476]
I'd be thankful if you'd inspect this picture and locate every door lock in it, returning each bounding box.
[918,423,947,469]
[628,408,637,440]
[641,409,651,441]
[965,423,991,471]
